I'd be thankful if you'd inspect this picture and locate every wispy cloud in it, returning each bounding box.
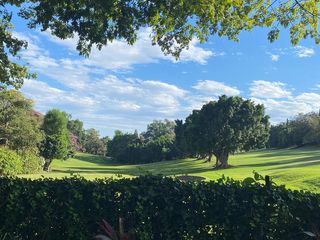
[15,31,320,135]
[266,52,280,62]
[294,46,315,58]
[41,28,217,68]
[193,80,240,96]
[250,80,292,99]
[266,46,315,61]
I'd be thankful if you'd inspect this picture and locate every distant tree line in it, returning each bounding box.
[268,112,320,148]
[1,90,283,173]
[108,96,270,168]
[108,120,177,164]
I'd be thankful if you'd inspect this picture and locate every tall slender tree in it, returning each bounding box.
[40,109,71,171]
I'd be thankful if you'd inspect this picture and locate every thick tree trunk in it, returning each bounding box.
[207,153,213,163]
[43,159,53,171]
[214,152,230,169]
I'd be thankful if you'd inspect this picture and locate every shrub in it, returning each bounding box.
[0,175,319,240]
[0,148,23,176]
[20,151,43,174]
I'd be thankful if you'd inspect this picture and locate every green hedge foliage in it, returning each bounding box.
[0,148,23,176]
[0,148,43,176]
[0,175,319,240]
[20,152,43,174]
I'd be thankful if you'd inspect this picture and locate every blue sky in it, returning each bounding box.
[12,13,320,136]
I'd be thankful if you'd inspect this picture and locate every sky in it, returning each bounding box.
[11,12,320,137]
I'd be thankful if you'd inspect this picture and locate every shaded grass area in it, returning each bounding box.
[20,146,320,192]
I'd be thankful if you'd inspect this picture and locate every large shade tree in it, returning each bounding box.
[181,95,270,169]
[2,0,320,88]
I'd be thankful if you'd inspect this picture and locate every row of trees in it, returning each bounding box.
[0,89,108,173]
[5,89,316,173]
[108,120,177,164]
[108,96,271,168]
[268,112,320,148]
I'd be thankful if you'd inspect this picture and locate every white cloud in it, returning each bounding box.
[266,52,280,62]
[41,28,215,69]
[185,95,216,111]
[250,80,292,99]
[16,31,320,134]
[294,46,315,58]
[295,93,320,109]
[270,54,280,62]
[251,97,312,123]
[22,75,188,135]
[266,46,315,61]
[192,80,240,96]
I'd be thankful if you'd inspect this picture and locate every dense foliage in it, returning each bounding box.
[176,95,270,168]
[0,7,36,89]
[0,148,43,176]
[2,0,320,88]
[0,90,43,175]
[269,112,320,148]
[108,120,177,164]
[83,128,107,156]
[0,90,43,153]
[0,90,109,174]
[0,175,319,240]
[67,119,85,151]
[0,148,22,175]
[40,109,71,171]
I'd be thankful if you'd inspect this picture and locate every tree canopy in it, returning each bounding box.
[2,0,320,88]
[0,90,43,153]
[40,109,71,171]
[83,128,107,155]
[108,120,177,164]
[177,95,270,169]
[269,112,320,148]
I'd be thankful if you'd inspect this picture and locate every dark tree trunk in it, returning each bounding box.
[43,159,53,171]
[197,154,207,160]
[214,152,230,169]
[207,153,213,163]
[215,155,219,166]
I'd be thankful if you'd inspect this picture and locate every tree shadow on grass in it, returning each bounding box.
[238,154,320,171]
[271,157,320,170]
[74,154,117,166]
[52,165,211,177]
[253,147,320,159]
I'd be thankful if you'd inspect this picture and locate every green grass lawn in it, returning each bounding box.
[21,146,320,192]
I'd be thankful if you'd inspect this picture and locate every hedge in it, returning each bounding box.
[0,175,319,240]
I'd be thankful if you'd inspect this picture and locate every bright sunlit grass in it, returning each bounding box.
[20,146,320,192]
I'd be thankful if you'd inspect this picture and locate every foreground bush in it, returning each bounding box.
[0,148,23,176]
[20,151,43,174]
[0,148,43,176]
[0,175,319,240]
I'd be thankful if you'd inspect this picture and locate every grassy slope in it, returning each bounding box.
[21,146,320,192]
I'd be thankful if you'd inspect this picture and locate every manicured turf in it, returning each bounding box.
[21,146,320,192]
